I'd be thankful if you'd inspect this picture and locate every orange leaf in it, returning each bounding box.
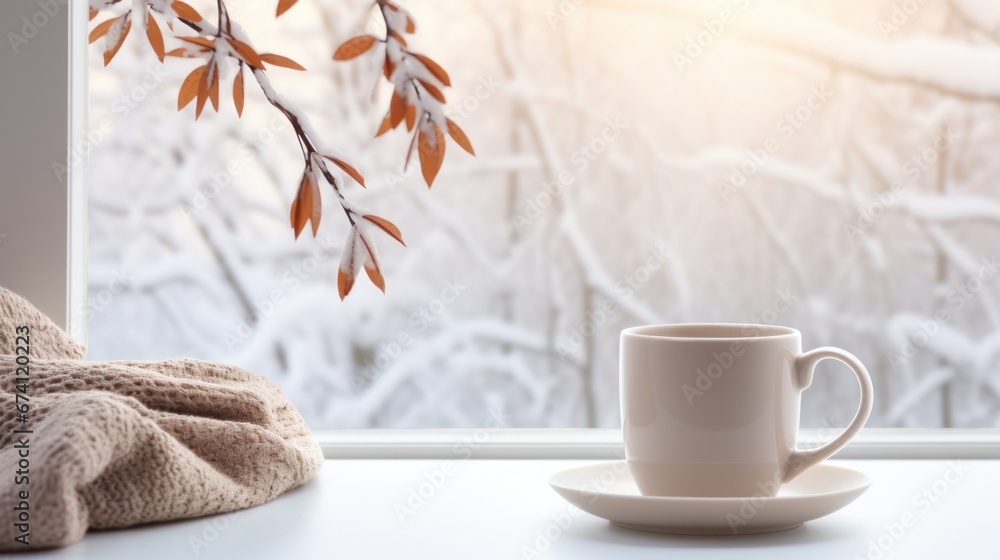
[404,104,416,131]
[103,17,132,66]
[364,268,385,293]
[90,9,98,21]
[178,65,204,110]
[289,200,301,237]
[409,52,450,86]
[434,121,446,175]
[359,237,385,293]
[337,232,359,300]
[290,173,313,239]
[375,113,394,137]
[334,35,377,61]
[389,91,405,128]
[89,18,116,44]
[227,38,266,70]
[259,53,306,71]
[383,56,395,80]
[209,64,220,112]
[233,67,245,117]
[418,80,446,104]
[418,122,445,187]
[337,268,354,300]
[446,118,475,156]
[276,0,299,17]
[195,62,213,119]
[364,263,385,293]
[171,0,203,22]
[309,177,322,236]
[404,125,419,170]
[146,13,165,63]
[363,215,405,246]
[324,156,366,187]
[177,36,214,49]
[166,47,196,57]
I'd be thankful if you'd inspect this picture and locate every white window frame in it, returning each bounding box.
[42,2,999,460]
[69,0,89,346]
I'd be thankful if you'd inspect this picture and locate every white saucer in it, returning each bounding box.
[548,462,871,535]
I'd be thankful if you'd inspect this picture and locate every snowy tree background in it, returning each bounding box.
[87,0,1000,428]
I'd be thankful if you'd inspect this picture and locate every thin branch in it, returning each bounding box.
[168,8,362,229]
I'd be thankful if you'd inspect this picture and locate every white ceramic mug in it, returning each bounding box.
[620,323,873,497]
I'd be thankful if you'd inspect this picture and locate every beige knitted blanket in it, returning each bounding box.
[0,287,323,550]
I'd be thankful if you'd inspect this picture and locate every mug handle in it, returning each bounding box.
[782,347,874,483]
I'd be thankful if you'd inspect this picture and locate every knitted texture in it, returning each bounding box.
[0,287,323,550]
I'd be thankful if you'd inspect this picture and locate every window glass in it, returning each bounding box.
[88,0,1000,428]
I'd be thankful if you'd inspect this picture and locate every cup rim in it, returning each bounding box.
[621,323,799,341]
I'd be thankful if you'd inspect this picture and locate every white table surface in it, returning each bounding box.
[23,459,997,559]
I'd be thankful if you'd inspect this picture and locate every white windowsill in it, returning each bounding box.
[33,458,997,559]
[315,428,1000,459]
